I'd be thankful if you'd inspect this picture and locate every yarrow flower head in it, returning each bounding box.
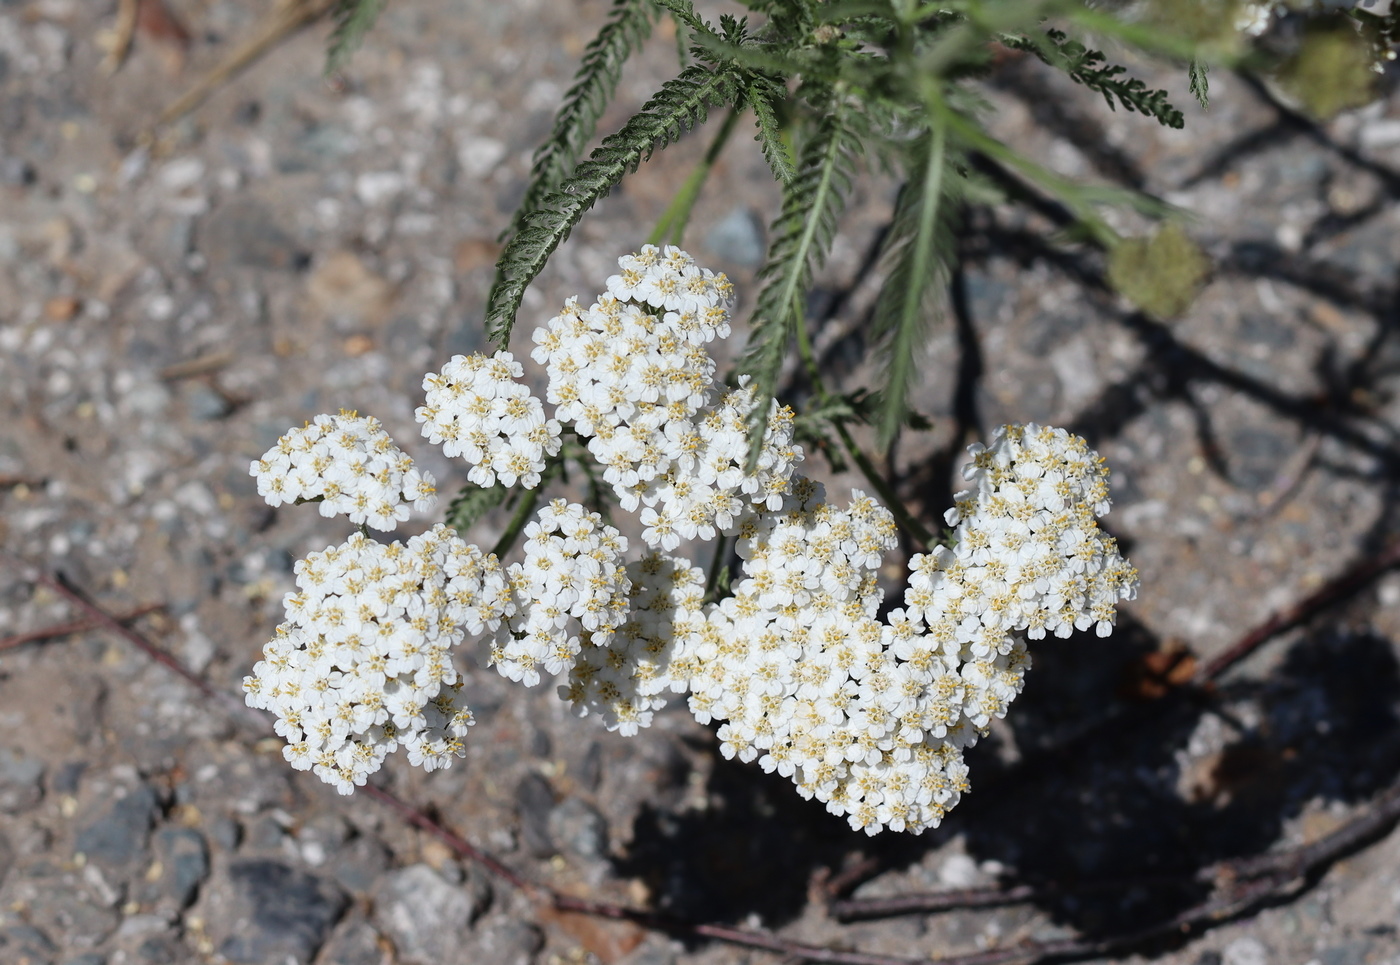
[242,525,507,792]
[249,410,437,531]
[417,351,563,489]
[488,499,631,687]
[248,247,1140,833]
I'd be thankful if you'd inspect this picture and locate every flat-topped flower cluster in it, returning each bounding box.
[247,246,1138,834]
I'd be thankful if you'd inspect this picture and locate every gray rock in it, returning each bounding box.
[0,156,35,187]
[26,893,119,949]
[328,834,391,894]
[0,747,45,813]
[74,784,159,869]
[185,384,231,421]
[1227,426,1293,491]
[371,864,486,965]
[516,773,556,857]
[210,859,348,964]
[0,924,57,963]
[207,815,241,851]
[463,920,544,965]
[199,200,306,272]
[0,828,12,885]
[705,206,766,268]
[547,797,608,861]
[49,762,86,795]
[136,936,178,964]
[1319,943,1371,965]
[320,919,387,965]
[60,955,107,965]
[577,742,603,793]
[154,827,209,908]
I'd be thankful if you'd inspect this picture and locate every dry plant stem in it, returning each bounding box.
[103,0,140,75]
[155,0,336,129]
[1192,537,1400,683]
[0,603,164,652]
[831,783,1400,964]
[35,570,263,726]
[16,565,1400,965]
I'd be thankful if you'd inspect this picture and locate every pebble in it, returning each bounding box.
[74,784,159,870]
[0,923,58,963]
[184,384,230,421]
[371,864,487,965]
[547,797,608,861]
[206,859,348,964]
[0,748,44,813]
[704,205,765,268]
[319,919,387,965]
[199,200,306,271]
[153,827,209,909]
[463,920,544,965]
[516,773,556,857]
[327,834,391,894]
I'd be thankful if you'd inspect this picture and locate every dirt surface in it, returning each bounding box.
[4,2,1400,965]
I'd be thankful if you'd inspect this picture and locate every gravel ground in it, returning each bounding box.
[4,3,1400,965]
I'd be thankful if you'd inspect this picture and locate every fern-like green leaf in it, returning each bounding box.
[1007,29,1185,129]
[501,0,658,250]
[746,75,795,184]
[739,103,861,463]
[1188,59,1209,110]
[326,0,387,74]
[445,482,507,534]
[870,122,959,446]
[487,65,743,345]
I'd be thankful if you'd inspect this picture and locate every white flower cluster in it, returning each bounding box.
[248,247,1140,835]
[489,499,631,687]
[532,245,802,549]
[560,552,705,735]
[417,351,563,489]
[249,411,437,531]
[242,526,505,792]
[905,423,1139,648]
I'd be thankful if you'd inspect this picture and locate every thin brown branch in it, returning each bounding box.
[1192,538,1400,683]
[35,571,262,725]
[828,781,1400,963]
[154,0,336,129]
[0,603,163,652]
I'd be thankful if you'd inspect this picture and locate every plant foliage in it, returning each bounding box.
[326,0,388,74]
[326,0,1399,522]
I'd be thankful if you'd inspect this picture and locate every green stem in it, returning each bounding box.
[834,420,935,547]
[794,275,934,548]
[648,106,742,247]
[705,531,731,599]
[491,483,543,559]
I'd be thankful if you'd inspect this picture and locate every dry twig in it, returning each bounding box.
[0,603,163,652]
[155,0,337,130]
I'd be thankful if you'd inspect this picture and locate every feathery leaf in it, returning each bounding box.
[739,103,861,464]
[487,65,743,345]
[1188,59,1210,109]
[501,0,658,250]
[326,0,388,74]
[746,75,796,184]
[1007,29,1185,129]
[444,482,507,534]
[870,122,959,447]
